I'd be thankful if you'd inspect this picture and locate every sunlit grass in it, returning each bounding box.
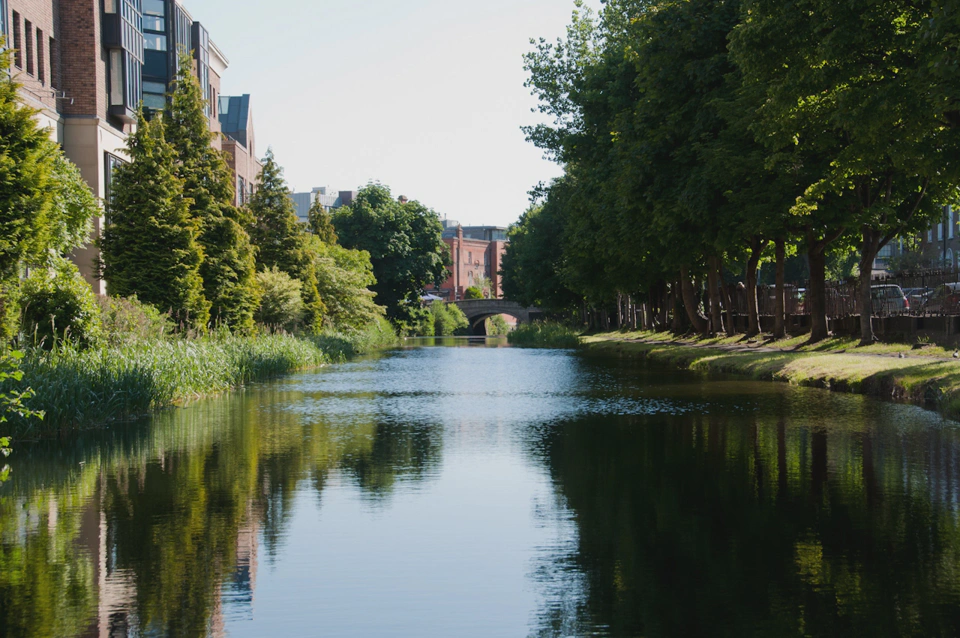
[585,334,960,420]
[508,322,582,348]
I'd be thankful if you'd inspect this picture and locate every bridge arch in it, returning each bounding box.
[451,299,541,335]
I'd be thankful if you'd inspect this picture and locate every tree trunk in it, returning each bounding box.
[774,238,786,339]
[672,280,683,333]
[745,236,766,337]
[680,266,709,335]
[858,228,883,346]
[706,258,724,335]
[807,235,829,343]
[616,293,623,329]
[719,267,737,337]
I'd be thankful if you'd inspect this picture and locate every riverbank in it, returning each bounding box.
[4,324,398,438]
[583,331,960,420]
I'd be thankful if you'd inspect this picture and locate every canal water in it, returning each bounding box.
[3,341,960,637]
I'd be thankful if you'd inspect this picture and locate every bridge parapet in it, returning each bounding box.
[452,299,539,326]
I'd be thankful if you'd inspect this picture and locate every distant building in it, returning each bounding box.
[436,224,509,300]
[291,187,357,223]
[218,94,262,207]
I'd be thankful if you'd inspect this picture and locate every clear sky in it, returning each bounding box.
[183,0,593,228]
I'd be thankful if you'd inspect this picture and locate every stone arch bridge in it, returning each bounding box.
[452,299,542,335]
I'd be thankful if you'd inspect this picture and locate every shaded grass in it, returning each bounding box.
[508,322,582,348]
[584,334,960,420]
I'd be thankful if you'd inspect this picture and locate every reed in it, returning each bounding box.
[507,322,581,349]
[3,334,334,436]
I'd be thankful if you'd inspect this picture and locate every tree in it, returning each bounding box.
[165,54,259,333]
[254,267,304,330]
[333,184,448,327]
[99,113,210,328]
[308,199,338,245]
[246,149,324,332]
[0,41,97,342]
[308,235,384,332]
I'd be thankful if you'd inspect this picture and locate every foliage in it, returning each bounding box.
[0,42,99,342]
[309,236,385,332]
[1,335,330,435]
[97,295,172,344]
[507,321,580,348]
[308,198,338,244]
[0,350,45,479]
[486,315,510,336]
[431,301,469,336]
[309,316,399,361]
[464,286,484,300]
[333,184,449,326]
[165,54,260,333]
[255,267,304,330]
[247,150,324,331]
[19,259,103,349]
[99,112,210,329]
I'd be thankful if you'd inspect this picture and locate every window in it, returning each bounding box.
[104,152,125,209]
[0,1,7,42]
[144,33,166,51]
[104,0,118,12]
[108,50,123,106]
[12,11,21,68]
[467,251,472,264]
[237,177,246,206]
[939,222,944,241]
[36,28,43,84]
[49,37,57,89]
[929,228,934,243]
[142,0,164,31]
[951,206,956,240]
[142,80,165,109]
[24,19,32,75]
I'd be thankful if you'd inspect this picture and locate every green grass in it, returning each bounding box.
[584,333,960,420]
[3,322,399,437]
[508,321,582,348]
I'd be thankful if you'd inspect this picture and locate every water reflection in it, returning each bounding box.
[1,347,960,636]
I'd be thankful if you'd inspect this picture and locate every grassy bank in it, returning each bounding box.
[4,321,398,437]
[507,322,581,348]
[584,331,960,420]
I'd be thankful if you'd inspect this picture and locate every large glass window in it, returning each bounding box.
[24,18,32,75]
[104,152,126,209]
[144,33,166,51]
[0,1,7,42]
[142,79,165,109]
[11,11,20,68]
[109,49,123,106]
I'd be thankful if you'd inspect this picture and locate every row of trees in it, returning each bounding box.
[503,0,960,344]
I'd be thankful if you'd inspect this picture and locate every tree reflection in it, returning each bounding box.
[0,383,443,637]
[533,397,960,637]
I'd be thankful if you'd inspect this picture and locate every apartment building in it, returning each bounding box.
[291,187,357,223]
[2,0,257,292]
[219,94,261,207]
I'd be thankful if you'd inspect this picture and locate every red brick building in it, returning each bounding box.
[438,224,508,301]
[3,0,257,291]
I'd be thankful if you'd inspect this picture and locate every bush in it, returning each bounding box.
[431,301,469,336]
[311,317,399,361]
[464,286,484,300]
[507,321,580,348]
[487,315,510,336]
[98,295,172,343]
[255,267,304,330]
[19,260,103,348]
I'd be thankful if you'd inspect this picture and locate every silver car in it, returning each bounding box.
[870,284,909,316]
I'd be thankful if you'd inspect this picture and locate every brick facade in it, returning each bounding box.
[438,225,508,300]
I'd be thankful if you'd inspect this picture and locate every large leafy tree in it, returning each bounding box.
[165,54,260,333]
[731,0,960,343]
[0,42,99,342]
[332,184,448,327]
[246,150,324,332]
[99,113,210,328]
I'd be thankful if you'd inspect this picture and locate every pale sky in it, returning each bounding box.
[184,0,595,228]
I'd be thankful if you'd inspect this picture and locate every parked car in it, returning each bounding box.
[870,284,909,315]
[922,283,960,314]
[903,287,933,308]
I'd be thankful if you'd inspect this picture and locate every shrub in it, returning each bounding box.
[431,300,469,336]
[507,321,580,348]
[255,267,304,330]
[487,315,510,336]
[464,286,484,300]
[98,295,172,344]
[19,259,103,348]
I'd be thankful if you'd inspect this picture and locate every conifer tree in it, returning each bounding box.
[99,113,210,328]
[247,150,325,331]
[165,54,259,332]
[308,198,338,245]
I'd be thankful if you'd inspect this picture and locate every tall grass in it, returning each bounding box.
[309,317,399,361]
[2,328,396,437]
[507,321,581,348]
